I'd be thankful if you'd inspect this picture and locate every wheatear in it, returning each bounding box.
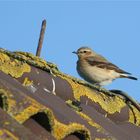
[73,47,137,86]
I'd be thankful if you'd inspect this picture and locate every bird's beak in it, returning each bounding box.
[72,51,77,54]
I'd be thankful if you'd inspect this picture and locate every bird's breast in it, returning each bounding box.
[77,60,119,83]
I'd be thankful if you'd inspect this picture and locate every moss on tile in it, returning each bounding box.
[0,52,31,78]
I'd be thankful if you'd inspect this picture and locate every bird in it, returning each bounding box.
[73,47,137,86]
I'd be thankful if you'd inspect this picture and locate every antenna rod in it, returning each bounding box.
[36,19,46,57]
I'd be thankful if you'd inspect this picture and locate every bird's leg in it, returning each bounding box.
[93,83,102,91]
[84,82,101,91]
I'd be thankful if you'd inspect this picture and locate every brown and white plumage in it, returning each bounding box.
[73,47,137,86]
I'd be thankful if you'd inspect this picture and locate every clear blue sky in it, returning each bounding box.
[0,1,140,101]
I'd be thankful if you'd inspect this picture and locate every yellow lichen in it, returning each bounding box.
[12,95,90,139]
[14,51,58,70]
[0,88,48,124]
[129,107,135,124]
[0,130,3,136]
[4,121,10,125]
[15,105,42,123]
[76,111,105,133]
[0,129,18,140]
[1,87,89,140]
[1,48,140,136]
[14,97,47,123]
[52,120,90,140]
[13,97,90,139]
[12,51,131,117]
[0,53,10,62]
[23,77,33,86]
[0,89,16,112]
[129,105,140,126]
[66,100,82,111]
[0,52,31,78]
[57,75,126,114]
[95,138,113,140]
[14,98,90,139]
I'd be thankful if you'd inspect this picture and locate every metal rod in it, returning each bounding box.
[36,19,46,57]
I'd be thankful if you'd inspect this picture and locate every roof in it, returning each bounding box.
[0,48,140,140]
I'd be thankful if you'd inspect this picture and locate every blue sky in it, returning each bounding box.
[0,1,140,101]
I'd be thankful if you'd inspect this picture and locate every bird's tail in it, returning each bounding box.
[120,74,138,80]
[127,76,138,80]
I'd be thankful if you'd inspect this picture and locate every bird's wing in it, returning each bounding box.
[85,56,131,74]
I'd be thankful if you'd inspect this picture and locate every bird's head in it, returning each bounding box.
[73,47,96,59]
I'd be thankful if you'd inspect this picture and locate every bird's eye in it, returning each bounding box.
[79,51,87,54]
